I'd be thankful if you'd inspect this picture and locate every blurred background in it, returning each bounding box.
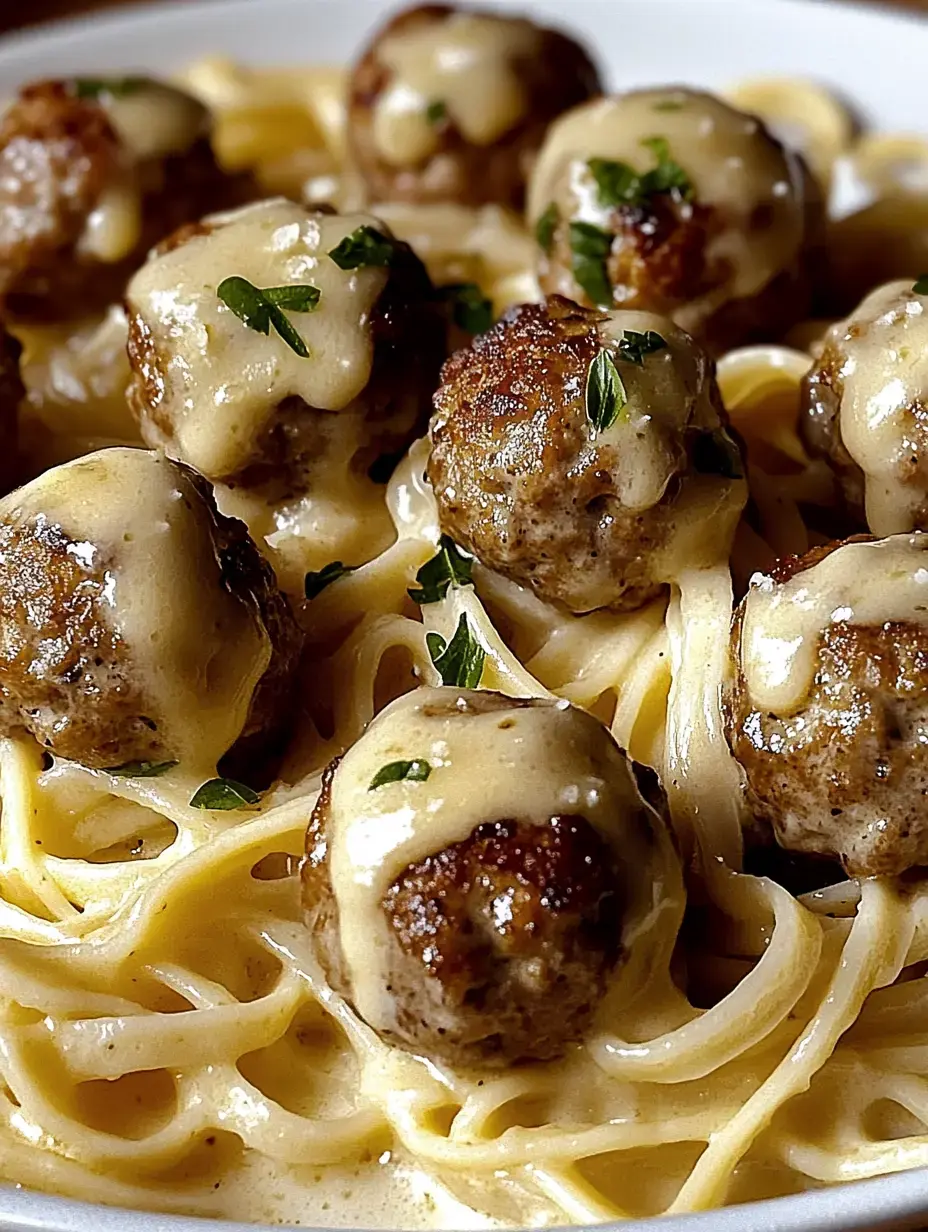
[0,0,924,36]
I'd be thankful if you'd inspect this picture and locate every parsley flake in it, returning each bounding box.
[535,202,559,254]
[439,283,493,335]
[586,350,627,434]
[426,100,447,124]
[587,136,694,211]
[914,275,928,295]
[189,778,261,811]
[217,276,319,358]
[105,760,177,778]
[427,613,485,688]
[692,429,744,480]
[569,221,613,307]
[408,536,474,604]
[369,759,432,790]
[73,76,146,100]
[305,560,356,600]
[328,226,396,270]
[654,99,685,112]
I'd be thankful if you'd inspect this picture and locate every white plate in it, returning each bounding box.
[1,0,928,1229]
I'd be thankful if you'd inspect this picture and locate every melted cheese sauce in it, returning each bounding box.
[528,89,808,327]
[77,82,210,265]
[126,200,391,480]
[372,13,540,166]
[325,687,664,1035]
[817,279,928,535]
[0,447,269,772]
[740,533,928,714]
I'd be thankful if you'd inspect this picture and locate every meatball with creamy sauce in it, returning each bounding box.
[347,4,601,208]
[801,279,928,536]
[0,77,250,319]
[528,89,823,354]
[428,296,746,614]
[126,200,443,513]
[726,534,928,877]
[302,687,670,1068]
[0,447,301,775]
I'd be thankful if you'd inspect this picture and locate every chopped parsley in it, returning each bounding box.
[914,275,928,295]
[692,429,744,480]
[653,99,685,112]
[568,220,613,307]
[408,536,474,604]
[426,100,447,124]
[305,560,356,600]
[588,135,694,210]
[369,759,432,790]
[535,202,559,254]
[189,778,261,811]
[586,350,627,433]
[427,613,485,688]
[73,76,146,100]
[439,283,493,335]
[216,277,319,358]
[328,225,396,270]
[105,760,177,778]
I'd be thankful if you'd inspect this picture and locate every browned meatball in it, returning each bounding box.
[302,687,669,1068]
[0,447,301,774]
[801,279,928,538]
[427,296,746,614]
[126,201,443,506]
[528,89,824,354]
[0,78,250,319]
[0,325,23,494]
[725,534,928,877]
[347,4,601,208]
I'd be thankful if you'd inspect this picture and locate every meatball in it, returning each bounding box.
[0,77,249,319]
[347,4,601,208]
[302,686,668,1068]
[528,89,824,354]
[0,447,301,774]
[726,533,928,877]
[801,278,928,537]
[126,200,442,505]
[427,296,747,614]
[0,325,23,494]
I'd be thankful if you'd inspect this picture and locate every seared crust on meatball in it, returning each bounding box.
[0,326,23,494]
[0,453,300,771]
[726,537,928,877]
[0,80,249,319]
[348,4,601,208]
[428,295,745,613]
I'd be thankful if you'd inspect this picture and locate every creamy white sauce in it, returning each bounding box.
[528,89,807,326]
[740,532,928,715]
[324,687,662,1035]
[372,13,540,166]
[76,82,210,265]
[819,279,928,535]
[0,447,270,772]
[125,200,391,480]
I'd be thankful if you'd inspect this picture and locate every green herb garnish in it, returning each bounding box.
[105,760,177,778]
[586,350,627,433]
[216,277,319,357]
[427,613,485,688]
[914,275,928,295]
[587,136,694,210]
[653,99,684,112]
[369,759,432,790]
[617,329,667,366]
[408,536,474,605]
[189,778,261,811]
[328,226,395,270]
[439,283,493,335]
[569,220,613,307]
[692,429,744,480]
[535,202,559,254]
[73,76,146,100]
[426,100,447,124]
[305,560,356,600]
